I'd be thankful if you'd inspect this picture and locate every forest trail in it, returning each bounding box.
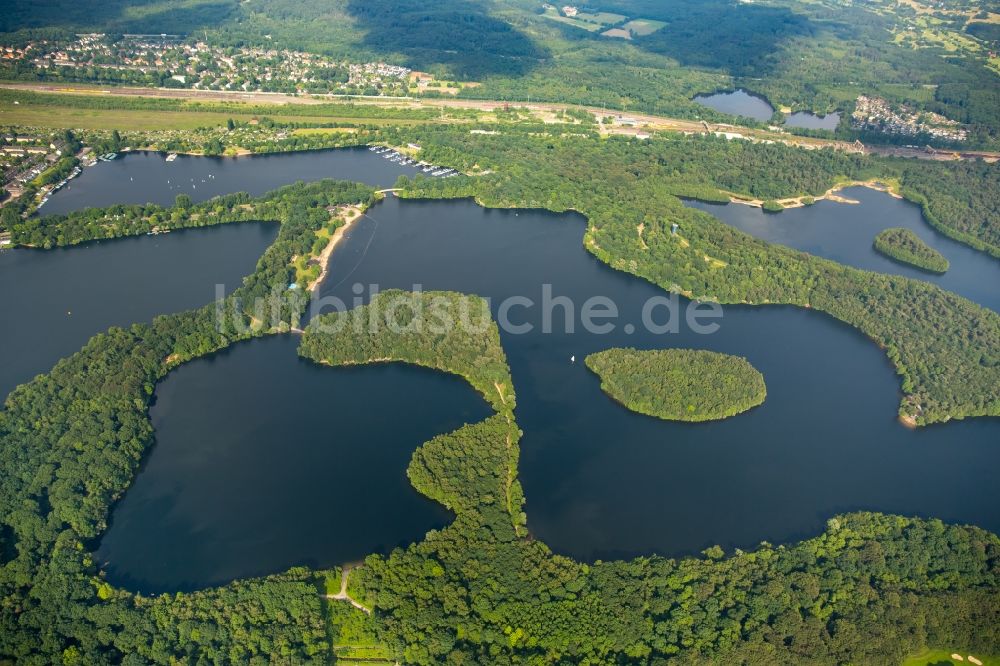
[323,564,371,614]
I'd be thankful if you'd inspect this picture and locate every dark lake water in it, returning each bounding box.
[685,186,999,312]
[785,111,840,130]
[96,335,489,593]
[6,152,998,592]
[0,223,277,400]
[1,147,422,400]
[693,90,840,130]
[314,197,999,563]
[40,146,420,215]
[694,89,774,122]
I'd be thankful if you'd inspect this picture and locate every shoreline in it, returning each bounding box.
[308,205,365,292]
[728,180,903,210]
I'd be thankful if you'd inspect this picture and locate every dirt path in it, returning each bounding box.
[493,380,520,518]
[323,565,371,614]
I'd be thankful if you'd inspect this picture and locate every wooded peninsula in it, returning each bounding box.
[1,123,998,666]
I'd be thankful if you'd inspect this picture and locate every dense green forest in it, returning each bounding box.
[0,0,238,35]
[874,227,951,273]
[598,0,813,76]
[301,301,1000,663]
[299,289,525,528]
[346,0,545,78]
[585,347,767,421]
[384,126,999,424]
[2,176,999,662]
[11,127,1000,423]
[897,159,1000,257]
[2,3,999,660]
[9,175,374,247]
[0,179,377,663]
[301,290,516,415]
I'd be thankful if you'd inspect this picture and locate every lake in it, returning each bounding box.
[314,197,999,563]
[6,151,997,591]
[39,146,422,215]
[95,335,489,593]
[0,223,277,400]
[0,147,419,400]
[785,111,840,130]
[684,186,999,312]
[694,89,774,122]
[693,90,841,130]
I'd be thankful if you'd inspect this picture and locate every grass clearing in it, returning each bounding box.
[581,11,628,25]
[544,13,602,31]
[602,28,632,39]
[968,11,1000,25]
[542,7,626,31]
[621,18,668,36]
[328,594,393,664]
[901,649,999,666]
[0,103,437,131]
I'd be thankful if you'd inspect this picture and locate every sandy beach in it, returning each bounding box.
[728,180,903,210]
[308,205,365,292]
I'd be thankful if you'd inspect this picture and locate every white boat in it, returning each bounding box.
[165,153,178,162]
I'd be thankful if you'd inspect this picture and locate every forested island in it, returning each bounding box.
[874,227,951,273]
[2,112,1000,665]
[0,179,377,663]
[10,127,1000,426]
[387,126,1000,425]
[586,347,766,421]
[2,0,1000,661]
[1,173,999,664]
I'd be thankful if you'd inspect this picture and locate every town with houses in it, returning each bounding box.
[1,34,412,96]
[851,94,969,143]
[0,30,975,241]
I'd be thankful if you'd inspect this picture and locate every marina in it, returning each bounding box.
[369,144,458,176]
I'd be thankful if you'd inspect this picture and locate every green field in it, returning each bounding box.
[0,103,434,131]
[580,11,628,25]
[542,7,626,32]
[621,18,667,36]
[902,649,1000,666]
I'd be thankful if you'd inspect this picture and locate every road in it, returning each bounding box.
[2,82,997,162]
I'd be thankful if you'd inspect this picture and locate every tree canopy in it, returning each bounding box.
[585,347,767,421]
[874,227,950,273]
